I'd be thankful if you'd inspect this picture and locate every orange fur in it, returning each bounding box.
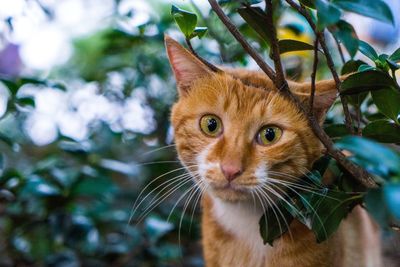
[165,36,381,267]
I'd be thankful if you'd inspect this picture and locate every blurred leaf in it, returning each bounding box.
[299,0,316,8]
[336,136,400,178]
[71,176,115,197]
[238,6,271,44]
[277,39,314,54]
[330,20,358,58]
[371,88,400,123]
[324,124,349,138]
[259,201,293,246]
[332,0,394,25]
[389,47,400,62]
[22,175,61,197]
[145,216,174,243]
[384,183,400,219]
[358,64,375,72]
[358,40,379,61]
[365,188,391,228]
[171,5,197,38]
[340,70,398,95]
[15,96,35,108]
[341,60,366,75]
[190,27,208,39]
[363,120,400,143]
[316,0,341,30]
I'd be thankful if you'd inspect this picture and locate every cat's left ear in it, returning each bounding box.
[165,35,212,96]
[291,79,338,123]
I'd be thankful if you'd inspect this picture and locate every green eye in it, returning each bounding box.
[256,126,282,145]
[200,115,223,137]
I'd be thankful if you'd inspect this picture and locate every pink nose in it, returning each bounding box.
[220,163,242,182]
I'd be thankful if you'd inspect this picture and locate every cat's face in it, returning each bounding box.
[166,36,336,202]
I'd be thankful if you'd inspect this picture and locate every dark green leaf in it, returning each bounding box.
[371,88,400,123]
[315,0,341,30]
[299,0,316,8]
[384,183,400,219]
[332,0,394,25]
[340,70,398,95]
[365,188,391,228]
[386,59,400,71]
[324,124,349,138]
[277,39,315,54]
[389,47,400,62]
[363,120,400,143]
[238,6,271,44]
[330,20,358,58]
[341,60,366,75]
[259,201,294,246]
[171,5,197,38]
[15,97,35,108]
[358,40,378,61]
[358,64,375,72]
[190,27,208,39]
[336,136,400,177]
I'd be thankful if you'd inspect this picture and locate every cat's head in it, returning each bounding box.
[165,36,337,202]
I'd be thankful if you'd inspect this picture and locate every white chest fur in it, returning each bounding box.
[211,196,271,263]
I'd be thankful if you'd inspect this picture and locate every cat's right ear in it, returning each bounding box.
[165,35,212,96]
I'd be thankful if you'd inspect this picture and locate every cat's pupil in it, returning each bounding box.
[264,128,275,141]
[207,118,218,132]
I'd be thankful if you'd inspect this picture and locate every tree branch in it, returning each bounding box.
[285,0,354,135]
[207,0,276,81]
[185,38,222,73]
[207,0,376,188]
[309,36,319,114]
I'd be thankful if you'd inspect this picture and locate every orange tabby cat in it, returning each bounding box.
[165,35,381,267]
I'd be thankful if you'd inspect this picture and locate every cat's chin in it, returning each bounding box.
[209,185,252,202]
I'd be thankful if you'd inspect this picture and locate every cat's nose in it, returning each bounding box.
[220,163,242,182]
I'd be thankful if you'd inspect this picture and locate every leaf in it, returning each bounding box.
[329,20,358,58]
[340,70,398,96]
[389,47,400,62]
[171,5,197,38]
[277,39,315,55]
[315,0,341,30]
[299,0,316,9]
[238,6,271,44]
[324,124,349,138]
[384,183,400,219]
[371,88,400,123]
[363,120,400,143]
[15,96,35,108]
[22,175,61,197]
[358,40,378,61]
[332,0,394,25]
[190,27,208,39]
[358,64,375,72]
[365,188,392,229]
[336,136,400,178]
[341,60,366,75]
[259,201,294,246]
[305,190,361,242]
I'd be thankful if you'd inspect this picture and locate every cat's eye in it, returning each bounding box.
[200,115,223,137]
[256,126,282,146]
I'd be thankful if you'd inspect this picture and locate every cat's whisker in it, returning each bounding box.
[142,143,177,156]
[135,176,195,224]
[189,179,208,232]
[178,183,200,250]
[268,170,323,189]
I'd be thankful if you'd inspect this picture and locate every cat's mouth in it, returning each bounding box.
[208,181,254,201]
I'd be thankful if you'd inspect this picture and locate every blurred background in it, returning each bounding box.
[0,0,399,266]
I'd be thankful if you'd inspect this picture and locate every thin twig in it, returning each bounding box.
[333,36,346,64]
[208,0,277,81]
[207,0,377,188]
[309,36,319,114]
[185,38,221,73]
[285,0,354,135]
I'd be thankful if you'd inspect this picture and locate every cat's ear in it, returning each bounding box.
[291,79,338,123]
[165,35,212,96]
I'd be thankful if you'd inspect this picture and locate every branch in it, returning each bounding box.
[185,38,221,73]
[207,0,377,188]
[333,35,346,64]
[207,0,276,81]
[285,0,354,135]
[309,36,319,114]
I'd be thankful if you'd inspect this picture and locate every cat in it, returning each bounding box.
[164,35,382,267]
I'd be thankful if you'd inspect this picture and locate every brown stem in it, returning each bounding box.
[185,38,221,73]
[207,0,376,188]
[309,36,319,114]
[207,0,276,81]
[333,36,346,64]
[285,0,354,135]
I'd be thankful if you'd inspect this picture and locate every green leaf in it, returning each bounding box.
[324,124,350,138]
[341,60,366,75]
[358,64,375,72]
[277,39,315,55]
[15,97,35,108]
[340,70,398,96]
[190,27,208,39]
[332,0,394,25]
[315,0,342,30]
[305,190,361,242]
[171,5,197,38]
[299,0,316,8]
[358,40,378,61]
[365,188,391,229]
[336,136,400,178]
[389,47,400,62]
[371,88,400,123]
[363,120,400,143]
[259,201,294,246]
[330,20,358,58]
[384,183,400,219]
[238,6,271,44]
